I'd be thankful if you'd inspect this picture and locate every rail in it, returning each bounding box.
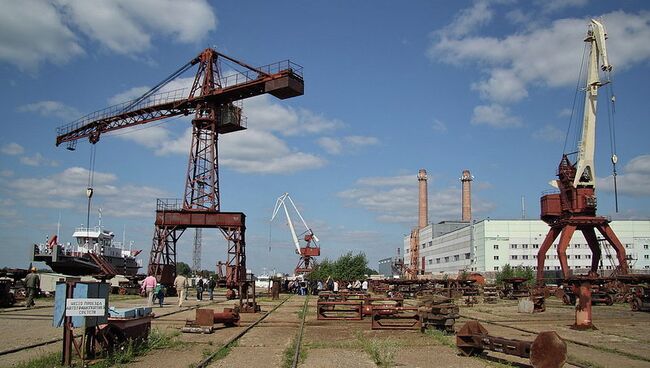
[194,295,292,368]
[291,295,309,368]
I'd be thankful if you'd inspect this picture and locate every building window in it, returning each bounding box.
[606,255,612,259]
[644,244,649,249]
[625,244,632,248]
[553,255,558,259]
[511,255,518,260]
[545,266,550,270]
[428,241,432,247]
[494,266,499,271]
[465,253,471,260]
[522,244,528,249]
[494,255,499,260]
[511,244,518,249]
[555,266,560,270]
[444,256,449,263]
[421,243,426,249]
[567,255,571,259]
[454,255,460,261]
[494,244,499,250]
[586,254,591,259]
[533,266,537,270]
[645,255,649,260]
[606,265,612,270]
[436,258,441,264]
[575,255,581,259]
[533,244,539,249]
[533,255,537,259]
[553,244,557,249]
[522,255,529,260]
[545,255,549,259]
[646,265,650,269]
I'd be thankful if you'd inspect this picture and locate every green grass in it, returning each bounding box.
[13,352,63,368]
[355,332,398,368]
[282,335,307,368]
[14,328,184,368]
[425,328,455,348]
[567,354,606,368]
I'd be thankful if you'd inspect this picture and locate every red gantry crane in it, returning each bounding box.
[536,20,627,328]
[55,48,304,305]
[270,193,320,275]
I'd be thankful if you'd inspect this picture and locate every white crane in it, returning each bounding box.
[270,193,320,274]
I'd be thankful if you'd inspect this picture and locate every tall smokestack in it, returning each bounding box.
[418,169,428,229]
[461,169,473,222]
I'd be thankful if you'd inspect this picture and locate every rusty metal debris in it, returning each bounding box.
[371,306,421,330]
[456,321,567,368]
[182,308,240,333]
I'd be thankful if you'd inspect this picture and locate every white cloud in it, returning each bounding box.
[471,104,521,128]
[18,101,81,120]
[3,167,168,217]
[432,119,448,133]
[532,124,565,142]
[19,153,60,167]
[317,137,342,155]
[429,8,650,128]
[0,0,216,71]
[597,155,650,197]
[0,0,84,72]
[317,135,379,155]
[245,95,343,136]
[220,130,326,174]
[538,0,588,14]
[55,0,216,55]
[438,0,493,38]
[1,143,24,156]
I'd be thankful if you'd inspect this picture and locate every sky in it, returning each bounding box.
[1,0,649,275]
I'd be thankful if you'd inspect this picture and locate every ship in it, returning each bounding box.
[33,226,142,277]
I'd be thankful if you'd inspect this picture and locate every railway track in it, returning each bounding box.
[0,298,230,358]
[194,295,294,368]
[291,295,309,368]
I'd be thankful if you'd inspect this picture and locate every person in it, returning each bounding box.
[326,277,333,291]
[317,280,323,292]
[154,283,165,307]
[196,277,204,301]
[24,267,40,308]
[353,279,361,290]
[208,276,216,300]
[361,279,369,292]
[333,280,339,293]
[174,274,189,307]
[141,273,157,307]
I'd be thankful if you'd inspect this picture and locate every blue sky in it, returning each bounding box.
[1,0,649,275]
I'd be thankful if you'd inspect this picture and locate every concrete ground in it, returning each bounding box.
[2,292,650,367]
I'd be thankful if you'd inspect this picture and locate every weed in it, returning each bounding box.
[567,354,605,368]
[282,335,307,368]
[355,332,398,368]
[210,340,239,362]
[13,352,63,368]
[425,328,455,348]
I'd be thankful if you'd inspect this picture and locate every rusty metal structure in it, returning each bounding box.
[55,48,304,303]
[371,306,421,330]
[417,295,459,332]
[457,321,567,368]
[535,20,628,329]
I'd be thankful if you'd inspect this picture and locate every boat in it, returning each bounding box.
[33,226,142,277]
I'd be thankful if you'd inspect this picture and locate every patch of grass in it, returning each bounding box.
[567,354,605,368]
[14,352,63,368]
[282,335,307,368]
[425,328,455,348]
[355,332,398,368]
[305,340,361,349]
[210,340,239,362]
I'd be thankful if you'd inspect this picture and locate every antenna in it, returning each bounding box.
[521,196,526,219]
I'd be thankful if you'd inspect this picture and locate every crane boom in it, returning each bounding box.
[573,19,612,189]
[55,49,303,146]
[270,193,320,256]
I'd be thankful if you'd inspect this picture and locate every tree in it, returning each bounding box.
[495,264,534,285]
[306,252,371,281]
[176,262,191,276]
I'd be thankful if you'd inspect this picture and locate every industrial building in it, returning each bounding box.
[403,219,650,276]
[396,168,650,278]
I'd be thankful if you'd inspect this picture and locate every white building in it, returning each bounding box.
[404,219,650,277]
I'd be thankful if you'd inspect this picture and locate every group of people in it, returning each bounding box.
[140,273,218,307]
[285,277,369,295]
